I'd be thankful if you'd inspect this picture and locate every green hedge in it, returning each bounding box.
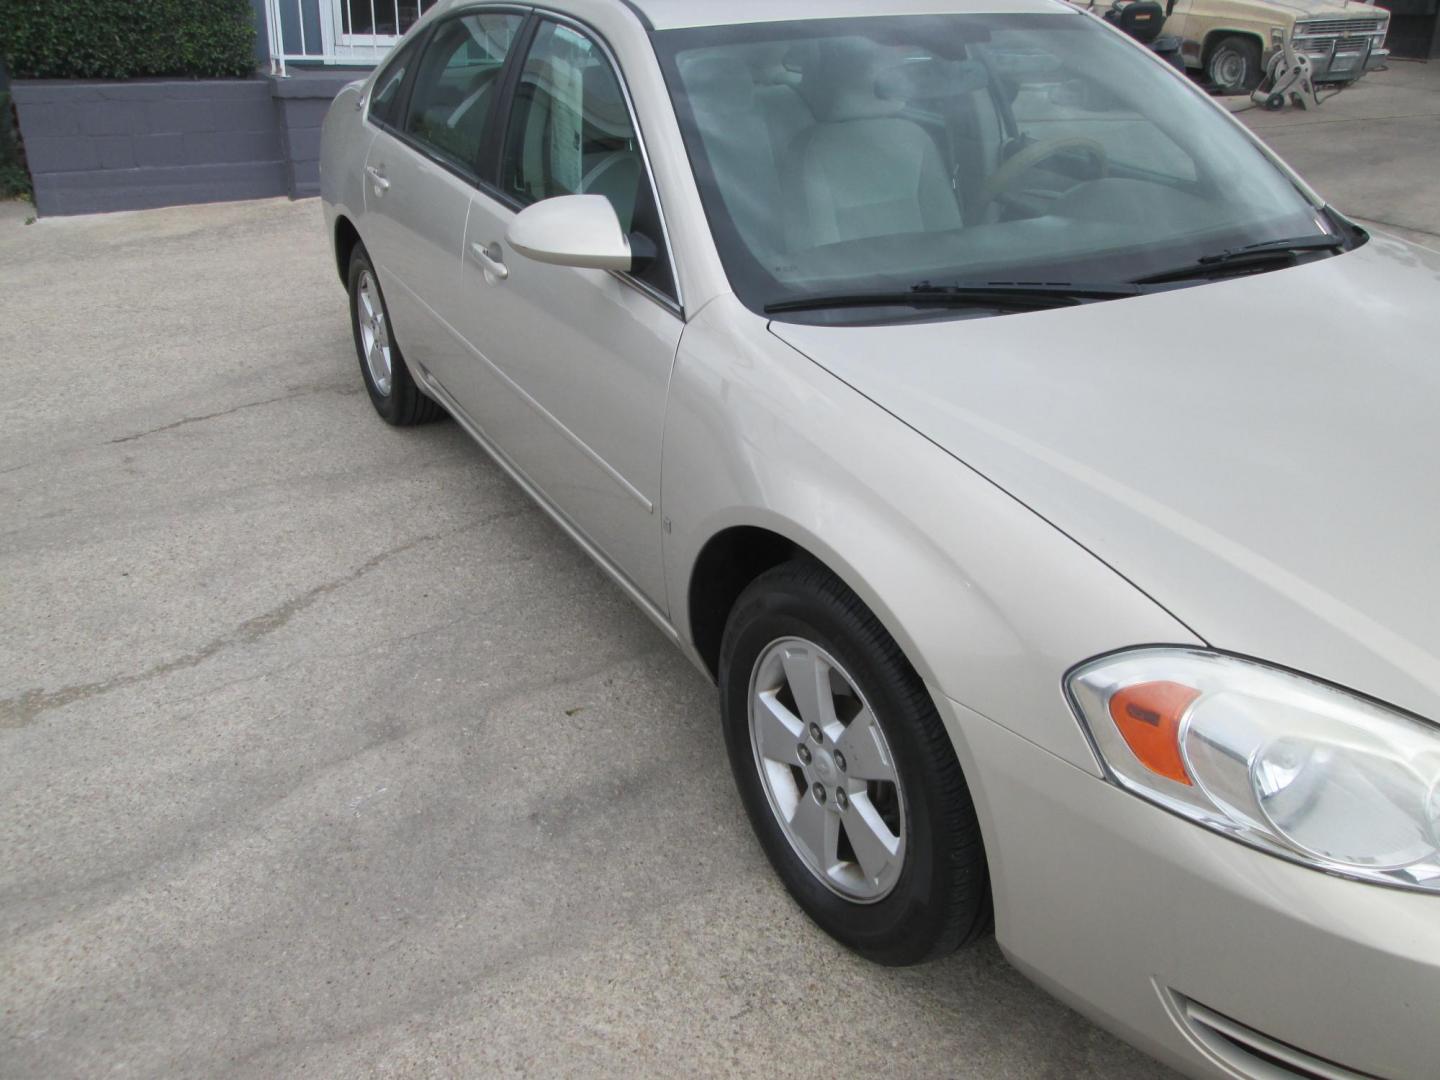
[0,0,257,80]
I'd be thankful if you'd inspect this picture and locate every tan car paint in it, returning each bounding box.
[321,3,1439,1077]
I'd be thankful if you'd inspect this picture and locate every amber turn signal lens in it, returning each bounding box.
[1107,680,1201,785]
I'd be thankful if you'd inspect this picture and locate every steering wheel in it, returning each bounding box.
[976,137,1108,217]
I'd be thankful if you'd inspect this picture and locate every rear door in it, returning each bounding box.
[361,10,528,388]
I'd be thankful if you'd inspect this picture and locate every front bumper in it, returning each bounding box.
[944,697,1440,1079]
[1297,39,1389,83]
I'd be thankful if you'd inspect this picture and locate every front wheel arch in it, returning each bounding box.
[687,525,801,681]
[680,513,960,716]
[717,557,993,963]
[1202,32,1267,91]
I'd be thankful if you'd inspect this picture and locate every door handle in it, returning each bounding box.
[469,241,510,282]
[365,165,390,194]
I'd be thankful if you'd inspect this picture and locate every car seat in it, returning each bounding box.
[781,39,964,251]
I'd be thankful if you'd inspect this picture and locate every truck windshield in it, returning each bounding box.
[654,12,1340,321]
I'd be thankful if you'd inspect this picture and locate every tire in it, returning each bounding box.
[718,559,990,966]
[348,244,442,426]
[1206,36,1263,95]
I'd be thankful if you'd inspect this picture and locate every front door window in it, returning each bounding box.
[500,20,676,300]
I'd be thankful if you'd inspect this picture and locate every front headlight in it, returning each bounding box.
[1067,648,1440,892]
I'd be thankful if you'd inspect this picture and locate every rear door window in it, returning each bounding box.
[403,13,526,174]
[368,38,421,128]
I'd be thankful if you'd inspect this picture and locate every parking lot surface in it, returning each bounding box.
[2,61,1436,1079]
[1234,59,1440,244]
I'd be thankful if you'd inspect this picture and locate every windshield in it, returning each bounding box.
[654,12,1337,322]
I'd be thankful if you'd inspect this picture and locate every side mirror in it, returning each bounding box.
[506,194,632,272]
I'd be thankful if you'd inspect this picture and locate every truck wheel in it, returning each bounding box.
[1207,36,1263,94]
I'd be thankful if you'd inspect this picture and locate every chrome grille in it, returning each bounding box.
[1295,17,1386,36]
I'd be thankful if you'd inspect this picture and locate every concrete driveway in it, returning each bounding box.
[1233,58,1440,243]
[2,60,1436,1080]
[0,202,1170,1080]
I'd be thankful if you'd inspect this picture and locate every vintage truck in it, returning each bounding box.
[1079,0,1392,93]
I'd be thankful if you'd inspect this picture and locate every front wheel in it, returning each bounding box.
[1207,36,1264,94]
[718,560,990,966]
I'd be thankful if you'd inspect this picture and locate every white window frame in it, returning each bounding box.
[326,0,440,60]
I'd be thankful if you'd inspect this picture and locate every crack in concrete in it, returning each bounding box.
[0,644,672,941]
[107,382,353,445]
[0,520,488,729]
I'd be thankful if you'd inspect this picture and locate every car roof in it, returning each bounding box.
[631,0,1071,31]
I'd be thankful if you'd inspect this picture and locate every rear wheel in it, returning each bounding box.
[1207,36,1264,94]
[719,560,990,965]
[348,245,441,426]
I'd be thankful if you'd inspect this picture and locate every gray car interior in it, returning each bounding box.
[674,28,1286,297]
[681,37,1033,277]
[781,40,965,249]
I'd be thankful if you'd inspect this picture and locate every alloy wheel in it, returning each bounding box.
[748,637,907,902]
[356,269,393,396]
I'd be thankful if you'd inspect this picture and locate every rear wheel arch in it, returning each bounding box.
[334,215,362,287]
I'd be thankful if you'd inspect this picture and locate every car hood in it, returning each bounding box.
[769,233,1440,721]
[1249,0,1382,18]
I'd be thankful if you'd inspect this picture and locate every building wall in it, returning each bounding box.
[12,74,356,216]
[272,71,362,198]
[1378,0,1440,58]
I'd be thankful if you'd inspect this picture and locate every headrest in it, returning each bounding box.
[750,43,802,88]
[682,55,756,117]
[798,38,905,123]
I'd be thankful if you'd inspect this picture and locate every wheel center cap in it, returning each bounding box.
[812,748,837,783]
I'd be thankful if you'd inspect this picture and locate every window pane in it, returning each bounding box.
[501,22,644,233]
[369,40,417,126]
[404,13,524,172]
[346,0,436,37]
[655,14,1321,317]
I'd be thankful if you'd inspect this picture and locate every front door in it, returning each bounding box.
[445,17,684,607]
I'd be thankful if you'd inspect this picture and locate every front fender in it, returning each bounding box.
[662,295,1200,776]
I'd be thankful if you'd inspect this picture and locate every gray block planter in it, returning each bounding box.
[270,71,362,200]
[12,71,360,216]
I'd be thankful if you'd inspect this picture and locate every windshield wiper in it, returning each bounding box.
[764,281,1144,316]
[1133,234,1347,286]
